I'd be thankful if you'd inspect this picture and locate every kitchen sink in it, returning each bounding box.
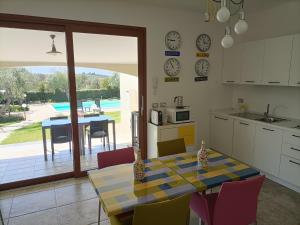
[256,117,287,123]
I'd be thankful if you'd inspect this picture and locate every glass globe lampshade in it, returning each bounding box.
[234,11,248,34]
[216,0,230,23]
[221,27,234,48]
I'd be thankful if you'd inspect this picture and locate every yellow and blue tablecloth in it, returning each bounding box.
[88,149,259,216]
[88,158,196,216]
[158,149,259,192]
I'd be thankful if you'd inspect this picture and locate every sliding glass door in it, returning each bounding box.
[0,27,75,185]
[0,14,146,189]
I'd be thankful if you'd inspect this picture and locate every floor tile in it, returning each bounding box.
[57,198,106,225]
[8,208,59,225]
[55,182,96,206]
[10,190,56,217]
[0,198,12,219]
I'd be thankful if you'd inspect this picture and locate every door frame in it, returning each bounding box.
[0,13,147,190]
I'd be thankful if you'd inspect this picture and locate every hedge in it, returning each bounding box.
[26,89,120,102]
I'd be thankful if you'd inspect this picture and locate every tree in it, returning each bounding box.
[101,73,120,90]
[0,68,27,115]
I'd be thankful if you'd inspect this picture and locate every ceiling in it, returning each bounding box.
[0,28,138,65]
[120,0,295,13]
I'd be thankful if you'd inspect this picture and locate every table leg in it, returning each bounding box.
[98,200,101,225]
[112,121,116,150]
[42,127,47,161]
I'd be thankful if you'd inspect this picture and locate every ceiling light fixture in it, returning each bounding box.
[205,0,247,48]
[221,26,234,48]
[46,34,62,55]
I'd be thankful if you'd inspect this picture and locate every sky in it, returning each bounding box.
[25,66,113,76]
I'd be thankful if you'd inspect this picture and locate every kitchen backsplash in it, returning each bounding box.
[232,85,300,119]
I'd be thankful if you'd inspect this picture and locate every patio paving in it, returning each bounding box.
[0,140,130,184]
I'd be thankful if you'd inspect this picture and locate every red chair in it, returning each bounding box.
[97,147,135,169]
[190,175,265,225]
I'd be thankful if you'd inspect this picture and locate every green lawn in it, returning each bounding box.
[0,111,121,145]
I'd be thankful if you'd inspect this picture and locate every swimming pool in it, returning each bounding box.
[52,99,120,112]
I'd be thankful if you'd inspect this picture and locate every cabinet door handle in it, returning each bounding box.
[262,128,274,132]
[240,122,249,126]
[225,80,235,83]
[245,80,255,83]
[291,147,300,152]
[289,160,300,166]
[292,134,300,138]
[268,81,280,84]
[215,116,228,121]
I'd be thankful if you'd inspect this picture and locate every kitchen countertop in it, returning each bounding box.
[211,108,300,133]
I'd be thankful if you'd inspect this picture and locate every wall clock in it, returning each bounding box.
[165,31,182,50]
[195,59,210,76]
[196,34,211,52]
[164,58,181,76]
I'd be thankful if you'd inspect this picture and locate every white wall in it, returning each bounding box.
[0,0,234,149]
[230,0,300,119]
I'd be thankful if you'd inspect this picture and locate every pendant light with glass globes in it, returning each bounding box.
[205,0,248,48]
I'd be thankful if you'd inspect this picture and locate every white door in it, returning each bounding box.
[222,45,241,84]
[232,119,255,165]
[240,40,265,85]
[210,114,234,156]
[262,35,293,86]
[253,124,283,176]
[289,34,300,86]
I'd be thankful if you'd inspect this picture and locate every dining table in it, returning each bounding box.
[41,115,116,161]
[88,149,260,224]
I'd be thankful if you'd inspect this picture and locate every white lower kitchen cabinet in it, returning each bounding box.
[232,119,255,165]
[253,124,283,176]
[210,114,233,156]
[148,122,196,158]
[279,155,300,187]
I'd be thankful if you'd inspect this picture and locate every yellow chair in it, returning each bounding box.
[110,194,191,225]
[157,138,186,157]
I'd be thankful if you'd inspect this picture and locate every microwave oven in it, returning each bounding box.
[166,107,191,124]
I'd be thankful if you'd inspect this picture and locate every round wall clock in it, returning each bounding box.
[164,58,181,76]
[165,31,182,50]
[196,34,211,52]
[195,59,210,76]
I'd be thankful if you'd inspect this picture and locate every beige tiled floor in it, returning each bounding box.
[1,177,299,225]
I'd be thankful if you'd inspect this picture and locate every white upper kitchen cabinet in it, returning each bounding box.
[289,34,300,86]
[240,40,265,85]
[262,35,293,86]
[232,119,255,165]
[222,45,241,84]
[210,114,234,156]
[253,124,283,176]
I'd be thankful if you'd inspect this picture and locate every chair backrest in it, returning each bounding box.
[84,113,100,118]
[95,99,101,108]
[50,116,68,120]
[157,138,186,157]
[77,100,83,108]
[90,120,108,135]
[97,147,135,169]
[132,194,191,225]
[50,124,72,143]
[213,175,265,225]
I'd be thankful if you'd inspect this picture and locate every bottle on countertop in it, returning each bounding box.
[133,147,145,181]
[197,140,208,168]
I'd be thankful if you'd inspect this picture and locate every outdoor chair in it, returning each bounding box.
[93,98,104,114]
[86,119,110,152]
[50,124,72,160]
[157,138,186,157]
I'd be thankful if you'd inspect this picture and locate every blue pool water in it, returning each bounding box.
[52,99,120,112]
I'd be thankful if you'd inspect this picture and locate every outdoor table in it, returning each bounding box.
[88,149,259,224]
[41,115,116,161]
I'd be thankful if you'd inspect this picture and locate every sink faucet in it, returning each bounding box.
[264,104,270,118]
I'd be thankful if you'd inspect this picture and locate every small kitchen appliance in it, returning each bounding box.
[150,109,163,126]
[166,106,191,124]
